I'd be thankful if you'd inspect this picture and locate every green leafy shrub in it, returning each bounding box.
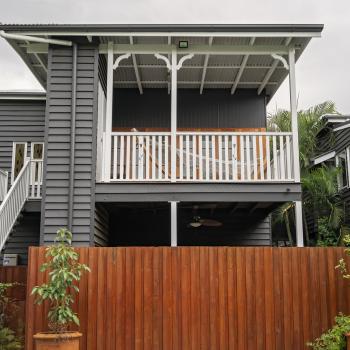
[31,228,90,333]
[0,283,22,350]
[307,313,350,349]
[0,327,21,350]
[317,217,338,246]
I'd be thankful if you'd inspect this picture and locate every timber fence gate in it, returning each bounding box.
[25,247,350,350]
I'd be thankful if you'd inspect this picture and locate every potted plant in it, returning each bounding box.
[31,228,90,350]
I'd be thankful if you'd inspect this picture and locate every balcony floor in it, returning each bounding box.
[95,182,301,202]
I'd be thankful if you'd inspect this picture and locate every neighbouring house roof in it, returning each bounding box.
[0,23,323,100]
[321,114,350,126]
[334,120,350,132]
[0,90,46,100]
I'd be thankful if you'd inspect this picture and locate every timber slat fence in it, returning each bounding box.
[25,247,350,350]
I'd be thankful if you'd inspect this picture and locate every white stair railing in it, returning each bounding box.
[0,169,8,201]
[0,160,31,252]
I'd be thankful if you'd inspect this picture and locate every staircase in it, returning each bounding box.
[0,159,42,252]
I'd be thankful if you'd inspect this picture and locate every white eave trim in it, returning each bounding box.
[313,151,336,165]
[0,30,72,46]
[334,123,350,132]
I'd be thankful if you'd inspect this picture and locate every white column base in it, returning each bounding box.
[171,201,177,247]
[295,200,304,247]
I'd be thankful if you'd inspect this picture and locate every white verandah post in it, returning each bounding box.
[171,201,177,246]
[104,41,114,182]
[171,49,177,182]
[289,47,304,247]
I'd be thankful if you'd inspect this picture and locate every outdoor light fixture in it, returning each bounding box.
[178,40,188,49]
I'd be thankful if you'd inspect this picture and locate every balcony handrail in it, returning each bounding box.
[111,131,293,136]
[106,131,295,182]
[111,131,172,136]
[0,169,8,201]
[176,131,293,136]
[0,160,30,252]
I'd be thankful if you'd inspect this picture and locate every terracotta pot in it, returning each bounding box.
[34,332,82,350]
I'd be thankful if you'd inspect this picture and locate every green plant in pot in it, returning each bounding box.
[31,228,90,350]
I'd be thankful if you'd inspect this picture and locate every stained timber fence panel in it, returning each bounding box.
[25,247,350,350]
[0,266,27,340]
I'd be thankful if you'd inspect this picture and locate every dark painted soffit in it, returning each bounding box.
[0,23,324,34]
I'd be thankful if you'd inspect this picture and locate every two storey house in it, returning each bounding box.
[0,24,323,264]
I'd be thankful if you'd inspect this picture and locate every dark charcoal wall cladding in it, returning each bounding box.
[41,44,98,245]
[112,88,267,129]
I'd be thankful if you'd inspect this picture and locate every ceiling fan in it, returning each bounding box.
[188,215,222,228]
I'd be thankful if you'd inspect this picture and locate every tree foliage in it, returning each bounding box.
[268,101,337,172]
[0,283,22,350]
[31,228,90,333]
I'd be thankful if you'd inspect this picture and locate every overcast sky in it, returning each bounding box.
[0,0,349,114]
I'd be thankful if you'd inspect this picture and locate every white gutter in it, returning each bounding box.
[3,31,322,38]
[0,30,72,46]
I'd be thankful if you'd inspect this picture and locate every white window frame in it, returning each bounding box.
[11,142,28,184]
[335,148,350,190]
[30,142,44,160]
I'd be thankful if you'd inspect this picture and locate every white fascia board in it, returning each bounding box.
[313,151,336,165]
[8,31,322,38]
[334,123,350,132]
[0,96,46,100]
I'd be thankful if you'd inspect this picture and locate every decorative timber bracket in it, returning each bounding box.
[271,53,289,70]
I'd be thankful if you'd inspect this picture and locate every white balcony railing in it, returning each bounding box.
[0,169,8,201]
[104,131,295,183]
[29,159,43,199]
[0,159,43,252]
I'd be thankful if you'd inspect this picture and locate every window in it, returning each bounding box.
[11,142,27,183]
[31,142,44,160]
[30,143,44,183]
[336,149,350,189]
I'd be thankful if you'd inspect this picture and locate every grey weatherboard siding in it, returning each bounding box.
[41,44,99,245]
[0,212,40,265]
[335,127,350,225]
[0,100,45,182]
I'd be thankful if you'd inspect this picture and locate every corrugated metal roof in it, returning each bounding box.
[0,23,323,101]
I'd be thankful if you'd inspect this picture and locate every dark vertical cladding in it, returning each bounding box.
[112,89,267,129]
[94,204,109,246]
[0,100,45,182]
[41,44,98,245]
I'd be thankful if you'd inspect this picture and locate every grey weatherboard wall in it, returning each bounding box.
[0,212,40,265]
[0,99,44,262]
[41,44,99,245]
[0,100,45,182]
[335,127,350,225]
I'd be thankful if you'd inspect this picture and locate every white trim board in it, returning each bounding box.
[334,123,350,132]
[313,151,336,165]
